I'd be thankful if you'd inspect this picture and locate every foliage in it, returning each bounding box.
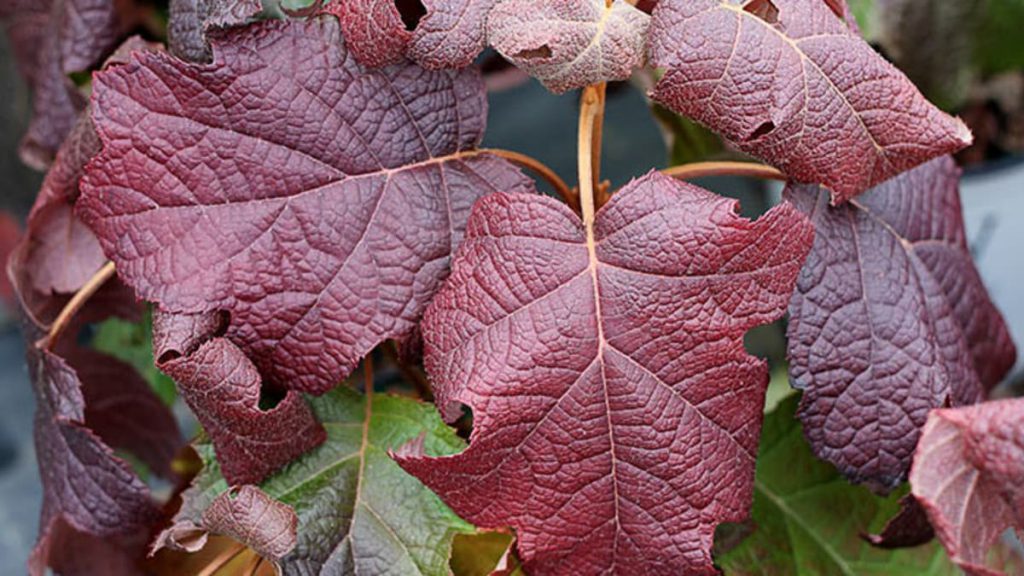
[1,0,1019,575]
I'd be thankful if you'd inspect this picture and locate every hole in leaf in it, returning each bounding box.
[157,350,181,365]
[747,120,775,141]
[743,0,779,24]
[258,383,287,411]
[395,0,426,32]
[515,45,553,60]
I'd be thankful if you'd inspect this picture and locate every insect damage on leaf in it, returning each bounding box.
[487,0,651,94]
[152,310,325,486]
[78,18,536,395]
[911,399,1024,576]
[647,0,972,202]
[786,157,1016,491]
[158,388,475,575]
[397,171,815,575]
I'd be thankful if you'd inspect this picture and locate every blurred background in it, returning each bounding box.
[2,1,1024,572]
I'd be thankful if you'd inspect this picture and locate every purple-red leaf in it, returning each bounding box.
[167,0,262,62]
[78,18,536,395]
[326,0,497,69]
[397,171,814,574]
[201,486,298,560]
[487,0,650,94]
[648,0,972,202]
[152,310,325,485]
[786,157,1016,490]
[910,399,1024,575]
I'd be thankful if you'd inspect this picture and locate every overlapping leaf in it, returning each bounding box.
[648,0,972,201]
[786,157,1016,490]
[487,0,650,94]
[78,18,536,395]
[397,172,814,574]
[325,0,497,69]
[167,0,262,62]
[910,399,1024,576]
[159,388,475,575]
[719,395,962,575]
[153,310,325,485]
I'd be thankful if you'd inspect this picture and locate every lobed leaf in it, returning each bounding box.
[160,388,475,575]
[786,157,1016,491]
[487,0,651,94]
[398,172,814,574]
[78,18,536,395]
[648,0,972,201]
[910,399,1024,576]
[167,0,263,63]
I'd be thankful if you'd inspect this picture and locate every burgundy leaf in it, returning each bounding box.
[25,341,158,576]
[79,18,536,395]
[33,518,149,576]
[167,0,262,62]
[325,0,496,69]
[201,486,298,560]
[397,171,814,574]
[863,494,935,549]
[487,0,650,94]
[910,399,1024,575]
[153,310,325,485]
[648,0,972,202]
[68,347,183,479]
[786,157,1016,490]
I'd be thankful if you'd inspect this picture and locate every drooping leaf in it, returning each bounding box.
[40,518,149,576]
[152,310,325,485]
[158,388,475,575]
[718,395,960,575]
[167,0,263,62]
[78,18,536,395]
[487,0,650,94]
[647,0,972,202]
[786,157,1016,490]
[397,171,814,574]
[325,0,499,70]
[910,399,1024,576]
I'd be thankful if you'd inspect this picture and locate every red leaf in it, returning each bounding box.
[78,18,535,395]
[325,0,497,69]
[167,0,262,62]
[153,310,326,485]
[397,172,814,574]
[487,0,650,94]
[910,399,1024,575]
[648,0,972,202]
[786,157,1016,490]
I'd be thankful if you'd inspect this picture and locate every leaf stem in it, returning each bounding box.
[481,148,577,211]
[41,261,117,350]
[661,161,787,183]
[578,84,608,226]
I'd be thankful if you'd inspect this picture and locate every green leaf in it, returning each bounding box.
[717,395,957,575]
[974,0,1024,76]
[169,388,475,575]
[92,312,177,405]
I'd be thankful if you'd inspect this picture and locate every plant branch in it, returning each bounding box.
[41,261,117,350]
[662,161,787,183]
[482,148,576,211]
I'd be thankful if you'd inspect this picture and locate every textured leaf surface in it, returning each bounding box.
[79,18,535,395]
[487,0,650,94]
[153,310,325,485]
[161,388,474,576]
[786,157,1016,490]
[719,395,959,575]
[648,0,972,201]
[167,0,262,62]
[910,399,1024,576]
[397,171,814,575]
[202,486,298,560]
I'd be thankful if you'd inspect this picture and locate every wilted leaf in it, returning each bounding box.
[487,0,650,94]
[79,18,535,395]
[397,171,814,574]
[718,395,960,575]
[167,0,263,62]
[153,310,325,485]
[910,399,1024,575]
[159,388,474,575]
[786,157,1016,490]
[648,0,972,201]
